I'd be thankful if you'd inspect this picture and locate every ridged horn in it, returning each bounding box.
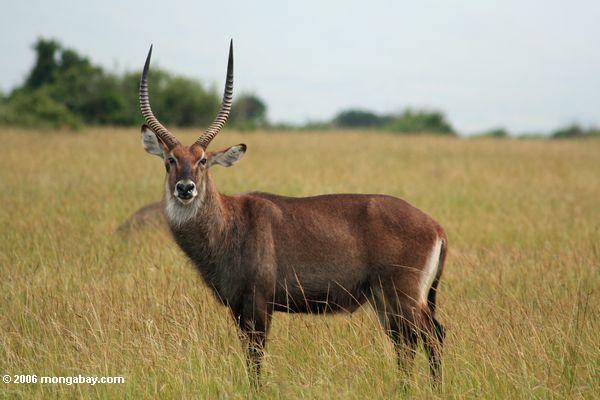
[139,45,179,149]
[196,40,234,149]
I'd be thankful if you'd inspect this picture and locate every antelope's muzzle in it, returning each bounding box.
[175,179,197,203]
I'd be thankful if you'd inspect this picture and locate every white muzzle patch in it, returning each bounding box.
[165,179,203,227]
[174,179,198,204]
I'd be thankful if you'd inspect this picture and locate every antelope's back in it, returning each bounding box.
[243,192,444,303]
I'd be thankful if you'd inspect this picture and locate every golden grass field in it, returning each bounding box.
[0,128,598,399]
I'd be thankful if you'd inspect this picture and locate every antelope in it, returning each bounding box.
[136,41,448,386]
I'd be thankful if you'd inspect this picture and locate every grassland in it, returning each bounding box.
[0,128,598,399]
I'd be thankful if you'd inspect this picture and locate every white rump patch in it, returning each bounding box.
[419,238,443,306]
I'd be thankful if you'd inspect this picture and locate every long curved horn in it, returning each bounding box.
[196,40,234,149]
[139,45,179,149]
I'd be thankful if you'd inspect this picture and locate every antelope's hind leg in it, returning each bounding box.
[370,288,419,383]
[420,302,445,384]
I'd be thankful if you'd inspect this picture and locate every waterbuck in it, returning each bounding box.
[136,41,448,385]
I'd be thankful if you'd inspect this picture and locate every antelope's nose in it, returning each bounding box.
[175,180,196,199]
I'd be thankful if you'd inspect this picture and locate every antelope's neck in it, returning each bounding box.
[165,173,232,266]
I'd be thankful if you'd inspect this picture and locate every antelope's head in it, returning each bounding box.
[139,41,246,208]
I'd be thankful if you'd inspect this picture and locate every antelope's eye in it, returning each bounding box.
[168,157,176,165]
[199,158,207,165]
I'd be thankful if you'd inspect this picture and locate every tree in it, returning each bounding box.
[333,109,383,128]
[25,39,61,89]
[0,88,80,128]
[551,124,600,139]
[385,109,455,135]
[230,94,267,129]
[551,124,585,139]
[476,127,509,138]
[1,37,226,129]
[159,76,219,127]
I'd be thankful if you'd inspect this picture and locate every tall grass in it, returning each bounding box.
[0,128,598,399]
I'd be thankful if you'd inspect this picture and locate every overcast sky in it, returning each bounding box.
[1,0,599,134]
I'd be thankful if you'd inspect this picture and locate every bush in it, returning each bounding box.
[550,124,600,139]
[476,128,510,138]
[552,124,585,139]
[230,94,268,130]
[330,108,456,135]
[153,74,219,127]
[385,109,455,135]
[0,88,81,129]
[1,38,243,130]
[333,109,383,128]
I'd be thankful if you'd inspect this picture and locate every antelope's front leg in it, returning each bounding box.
[231,290,272,387]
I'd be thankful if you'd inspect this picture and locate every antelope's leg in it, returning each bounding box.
[386,309,419,382]
[231,290,272,387]
[370,286,419,383]
[420,309,445,384]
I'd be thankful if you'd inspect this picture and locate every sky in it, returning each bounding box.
[1,0,599,135]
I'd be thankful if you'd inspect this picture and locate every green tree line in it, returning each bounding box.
[328,109,599,138]
[331,108,455,135]
[0,39,267,129]
[1,38,597,138]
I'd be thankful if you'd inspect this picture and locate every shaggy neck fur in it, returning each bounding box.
[164,173,234,271]
[165,177,205,228]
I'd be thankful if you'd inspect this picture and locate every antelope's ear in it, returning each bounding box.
[141,125,166,158]
[208,144,247,167]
